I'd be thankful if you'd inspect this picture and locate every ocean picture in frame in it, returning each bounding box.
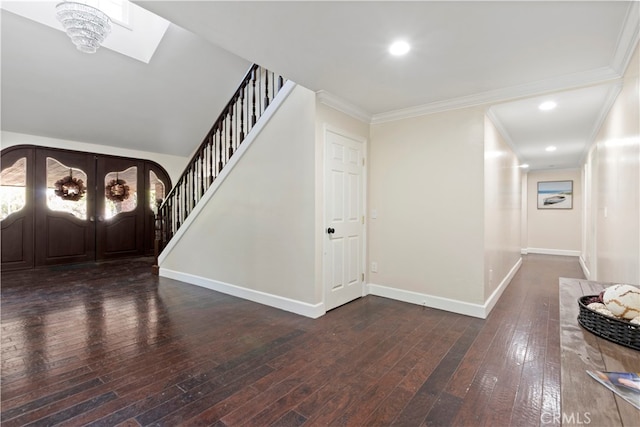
[537,180,573,209]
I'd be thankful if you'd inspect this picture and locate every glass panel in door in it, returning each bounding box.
[1,157,27,220]
[45,157,88,220]
[104,166,137,219]
[149,170,165,214]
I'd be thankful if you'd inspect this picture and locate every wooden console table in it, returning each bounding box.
[559,278,639,426]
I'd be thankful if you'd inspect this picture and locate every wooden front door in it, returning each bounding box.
[1,147,35,270]
[1,145,171,270]
[96,156,144,260]
[35,148,96,266]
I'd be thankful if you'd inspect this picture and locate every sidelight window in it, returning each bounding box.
[0,157,27,221]
[149,170,165,214]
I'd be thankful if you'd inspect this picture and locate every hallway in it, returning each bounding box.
[1,254,584,426]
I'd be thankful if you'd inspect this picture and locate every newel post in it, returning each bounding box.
[152,198,163,275]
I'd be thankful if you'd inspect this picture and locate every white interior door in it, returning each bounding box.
[324,128,365,311]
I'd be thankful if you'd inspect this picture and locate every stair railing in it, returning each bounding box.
[156,64,286,253]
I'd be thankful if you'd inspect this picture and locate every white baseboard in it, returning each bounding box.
[579,256,592,280]
[526,248,581,257]
[521,248,528,255]
[159,268,325,319]
[367,283,486,318]
[367,257,522,319]
[484,257,522,316]
[159,256,525,321]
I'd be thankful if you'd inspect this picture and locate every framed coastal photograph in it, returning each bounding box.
[537,180,573,209]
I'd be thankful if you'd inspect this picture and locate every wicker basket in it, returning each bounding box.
[577,295,639,351]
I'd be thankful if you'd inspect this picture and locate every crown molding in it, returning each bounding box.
[316,90,372,123]
[487,80,623,171]
[610,0,640,76]
[371,66,621,124]
[485,108,522,161]
[319,3,637,127]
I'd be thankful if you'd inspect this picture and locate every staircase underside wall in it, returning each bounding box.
[159,85,322,317]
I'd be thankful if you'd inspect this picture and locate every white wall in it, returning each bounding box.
[368,107,486,309]
[484,115,522,301]
[582,151,597,279]
[1,131,188,184]
[521,172,529,251]
[525,168,582,255]
[160,85,321,309]
[584,44,639,285]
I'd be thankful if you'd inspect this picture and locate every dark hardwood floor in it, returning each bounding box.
[1,254,584,426]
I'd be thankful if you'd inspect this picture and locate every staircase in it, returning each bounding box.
[155,64,287,255]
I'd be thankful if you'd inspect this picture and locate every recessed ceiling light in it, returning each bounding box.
[389,40,410,56]
[545,146,557,152]
[539,101,557,111]
[519,164,530,168]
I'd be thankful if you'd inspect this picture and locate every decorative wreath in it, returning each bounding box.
[54,172,86,201]
[105,177,130,203]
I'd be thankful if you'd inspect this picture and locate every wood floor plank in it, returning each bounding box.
[1,378,104,423]
[509,294,549,426]
[21,392,117,427]
[391,319,481,426]
[269,409,307,427]
[145,364,275,426]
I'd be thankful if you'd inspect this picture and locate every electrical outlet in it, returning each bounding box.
[371,262,378,273]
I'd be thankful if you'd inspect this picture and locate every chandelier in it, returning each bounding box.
[56,1,112,54]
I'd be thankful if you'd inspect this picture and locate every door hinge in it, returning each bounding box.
[362,158,365,166]
[362,215,365,224]
[362,273,364,282]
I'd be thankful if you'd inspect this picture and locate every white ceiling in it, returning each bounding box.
[489,83,622,170]
[1,5,251,157]
[2,1,639,169]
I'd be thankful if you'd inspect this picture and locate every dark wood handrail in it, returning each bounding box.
[155,64,287,254]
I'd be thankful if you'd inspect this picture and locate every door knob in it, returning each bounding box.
[327,227,335,234]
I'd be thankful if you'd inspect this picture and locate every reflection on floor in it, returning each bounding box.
[1,254,584,426]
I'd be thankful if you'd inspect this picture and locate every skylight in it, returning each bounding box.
[94,0,131,28]
[1,0,170,63]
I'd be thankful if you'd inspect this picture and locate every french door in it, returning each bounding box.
[34,148,97,265]
[1,146,171,270]
[1,147,35,270]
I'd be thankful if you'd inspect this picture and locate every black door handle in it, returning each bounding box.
[327,227,335,234]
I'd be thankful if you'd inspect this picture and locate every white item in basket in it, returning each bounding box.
[603,284,640,320]
[595,307,615,318]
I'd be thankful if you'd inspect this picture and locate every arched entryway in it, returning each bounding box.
[1,145,171,270]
